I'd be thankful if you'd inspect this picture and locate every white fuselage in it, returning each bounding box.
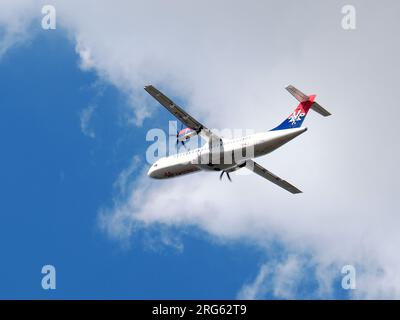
[147,127,307,179]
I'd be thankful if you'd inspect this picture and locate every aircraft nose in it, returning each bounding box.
[148,164,160,178]
[147,166,155,178]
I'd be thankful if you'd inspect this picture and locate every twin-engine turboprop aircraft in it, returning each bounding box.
[145,85,331,194]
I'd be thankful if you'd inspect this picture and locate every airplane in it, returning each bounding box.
[145,85,331,194]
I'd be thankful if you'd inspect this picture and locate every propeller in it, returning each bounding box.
[170,123,186,148]
[219,170,232,182]
[176,133,185,146]
[177,123,187,148]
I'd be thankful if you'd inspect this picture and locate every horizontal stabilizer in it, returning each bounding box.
[286,85,332,117]
[311,101,331,117]
[286,85,309,103]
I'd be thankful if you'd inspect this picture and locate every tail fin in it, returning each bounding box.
[271,85,331,131]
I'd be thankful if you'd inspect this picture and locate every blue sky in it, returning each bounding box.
[0,28,293,299]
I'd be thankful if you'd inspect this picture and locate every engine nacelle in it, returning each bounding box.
[177,127,197,142]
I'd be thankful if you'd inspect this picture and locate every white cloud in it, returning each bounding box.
[237,263,270,300]
[79,105,97,138]
[0,0,39,57]
[113,155,141,195]
[237,255,310,300]
[270,255,304,299]
[2,0,400,299]
[75,37,95,71]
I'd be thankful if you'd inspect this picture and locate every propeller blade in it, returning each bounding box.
[219,171,232,182]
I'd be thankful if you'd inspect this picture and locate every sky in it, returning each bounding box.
[0,0,399,299]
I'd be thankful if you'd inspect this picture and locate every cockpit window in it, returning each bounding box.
[153,164,158,167]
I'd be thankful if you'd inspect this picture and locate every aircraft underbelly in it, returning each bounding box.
[158,163,201,179]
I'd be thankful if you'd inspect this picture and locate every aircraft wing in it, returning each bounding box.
[144,85,221,143]
[245,159,302,194]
